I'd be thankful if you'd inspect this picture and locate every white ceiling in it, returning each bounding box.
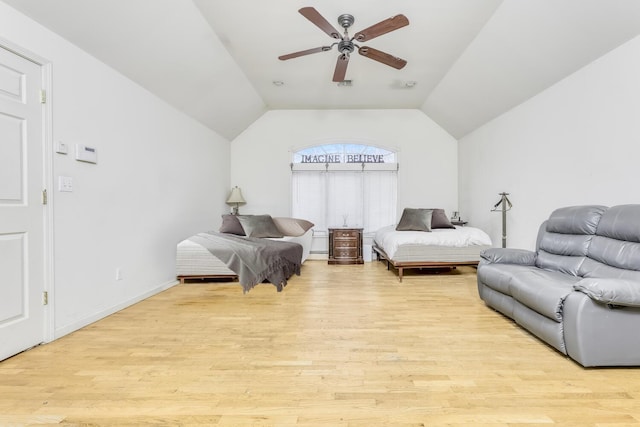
[4,0,640,140]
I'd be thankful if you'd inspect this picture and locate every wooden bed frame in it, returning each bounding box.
[372,245,479,282]
[177,274,238,284]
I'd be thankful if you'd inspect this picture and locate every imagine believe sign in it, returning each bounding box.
[300,154,385,164]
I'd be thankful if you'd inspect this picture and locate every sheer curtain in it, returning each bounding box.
[363,170,397,231]
[291,171,327,231]
[292,167,397,233]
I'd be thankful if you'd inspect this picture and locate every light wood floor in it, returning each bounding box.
[2,261,640,426]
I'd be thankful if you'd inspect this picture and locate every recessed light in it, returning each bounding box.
[337,80,353,87]
[404,81,417,88]
[272,80,284,86]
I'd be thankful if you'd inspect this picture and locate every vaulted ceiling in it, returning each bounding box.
[5,0,640,140]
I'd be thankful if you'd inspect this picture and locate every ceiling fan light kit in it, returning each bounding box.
[279,7,409,82]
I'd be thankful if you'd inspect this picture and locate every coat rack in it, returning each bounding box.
[491,192,512,248]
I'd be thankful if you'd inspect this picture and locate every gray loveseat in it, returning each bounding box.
[477,204,640,367]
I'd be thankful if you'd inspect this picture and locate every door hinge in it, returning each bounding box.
[42,189,47,205]
[43,291,49,306]
[40,89,46,104]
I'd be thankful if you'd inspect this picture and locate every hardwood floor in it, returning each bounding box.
[2,260,640,426]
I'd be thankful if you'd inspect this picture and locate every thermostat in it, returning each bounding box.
[75,144,98,164]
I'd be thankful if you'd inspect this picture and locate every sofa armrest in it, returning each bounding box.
[480,248,537,265]
[574,278,640,307]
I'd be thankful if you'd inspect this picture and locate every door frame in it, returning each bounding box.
[0,36,54,343]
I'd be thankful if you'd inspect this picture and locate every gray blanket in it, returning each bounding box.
[188,232,302,293]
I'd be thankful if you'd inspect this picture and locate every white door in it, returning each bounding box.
[0,46,46,361]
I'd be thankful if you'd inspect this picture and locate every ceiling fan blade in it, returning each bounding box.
[332,54,350,82]
[299,7,341,39]
[358,46,407,70]
[354,14,409,42]
[279,46,332,61]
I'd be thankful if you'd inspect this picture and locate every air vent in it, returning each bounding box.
[337,80,353,87]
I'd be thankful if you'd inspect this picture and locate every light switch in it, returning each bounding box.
[58,176,73,192]
[55,141,68,154]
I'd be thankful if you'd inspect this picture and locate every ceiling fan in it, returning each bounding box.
[278,7,409,82]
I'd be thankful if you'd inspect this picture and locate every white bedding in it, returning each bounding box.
[374,225,492,259]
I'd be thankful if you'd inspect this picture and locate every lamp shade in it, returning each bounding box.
[226,186,246,205]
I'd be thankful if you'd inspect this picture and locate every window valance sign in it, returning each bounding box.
[292,144,397,171]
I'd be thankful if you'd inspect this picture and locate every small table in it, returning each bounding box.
[452,220,468,226]
[328,227,364,265]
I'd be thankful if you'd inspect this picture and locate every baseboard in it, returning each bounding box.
[53,279,178,340]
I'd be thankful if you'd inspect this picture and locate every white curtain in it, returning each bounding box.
[326,171,363,228]
[292,167,397,233]
[363,170,398,231]
[291,171,326,231]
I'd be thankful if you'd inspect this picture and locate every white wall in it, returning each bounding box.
[459,35,640,250]
[230,109,458,253]
[231,109,458,216]
[0,2,230,338]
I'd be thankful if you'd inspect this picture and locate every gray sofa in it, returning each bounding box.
[477,204,640,367]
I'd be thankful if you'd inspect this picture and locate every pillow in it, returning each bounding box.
[396,208,433,232]
[236,215,284,238]
[273,217,314,237]
[219,214,245,235]
[430,208,456,229]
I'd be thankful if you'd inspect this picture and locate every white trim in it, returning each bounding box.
[53,279,179,340]
[41,62,54,343]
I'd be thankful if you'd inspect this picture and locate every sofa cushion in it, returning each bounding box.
[509,269,581,322]
[477,263,532,296]
[587,235,640,272]
[579,257,640,281]
[538,232,593,257]
[535,250,585,276]
[546,205,606,235]
[596,204,640,243]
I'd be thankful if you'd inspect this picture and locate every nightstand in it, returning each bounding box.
[328,227,364,265]
[452,220,468,226]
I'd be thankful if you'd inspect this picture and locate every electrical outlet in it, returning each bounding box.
[115,268,123,281]
[58,176,73,192]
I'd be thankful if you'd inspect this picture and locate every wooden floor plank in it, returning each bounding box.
[1,260,640,425]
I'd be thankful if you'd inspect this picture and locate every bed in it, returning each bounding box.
[176,215,313,292]
[373,208,492,281]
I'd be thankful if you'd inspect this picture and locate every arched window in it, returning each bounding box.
[291,143,398,233]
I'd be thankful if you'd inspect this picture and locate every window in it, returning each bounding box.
[291,143,397,233]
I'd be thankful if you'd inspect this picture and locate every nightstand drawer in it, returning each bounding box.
[334,229,358,239]
[334,239,357,249]
[334,248,358,259]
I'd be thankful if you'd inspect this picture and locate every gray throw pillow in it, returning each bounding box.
[396,208,433,232]
[237,215,284,238]
[430,208,456,229]
[219,214,245,235]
